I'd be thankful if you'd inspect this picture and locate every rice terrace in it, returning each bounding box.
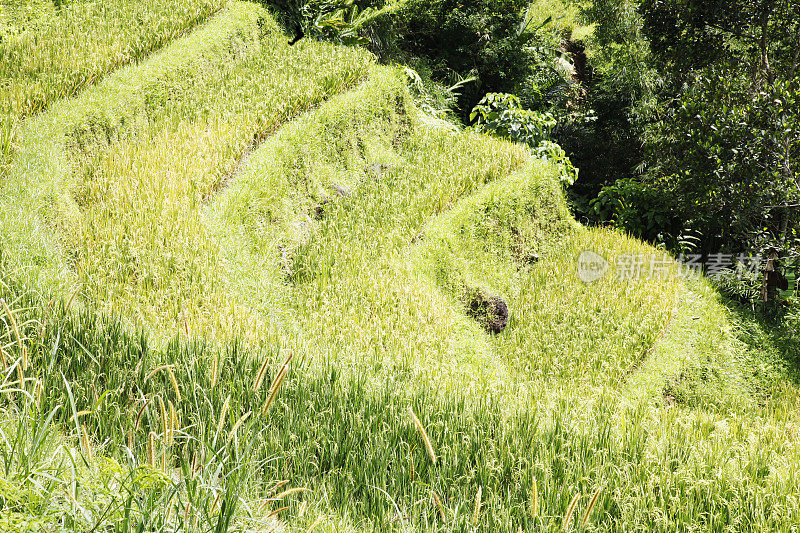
[1,0,799,531]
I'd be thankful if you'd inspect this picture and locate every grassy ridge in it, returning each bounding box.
[191,65,798,529]
[0,0,225,174]
[5,241,800,531]
[415,190,680,392]
[1,1,372,340]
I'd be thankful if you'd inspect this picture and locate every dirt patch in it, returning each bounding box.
[466,289,509,334]
[662,365,720,408]
[392,93,413,148]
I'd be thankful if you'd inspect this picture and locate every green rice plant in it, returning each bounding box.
[3,3,800,530]
[202,61,800,531]
[0,284,303,532]
[5,226,800,532]
[1,1,372,342]
[0,0,225,175]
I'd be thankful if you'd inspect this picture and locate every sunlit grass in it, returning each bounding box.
[2,1,372,341]
[0,0,224,175]
[524,0,595,43]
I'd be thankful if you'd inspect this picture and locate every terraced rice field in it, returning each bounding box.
[1,2,799,531]
[0,0,225,174]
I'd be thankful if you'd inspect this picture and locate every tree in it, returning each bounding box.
[638,69,800,252]
[390,0,536,119]
[593,0,800,255]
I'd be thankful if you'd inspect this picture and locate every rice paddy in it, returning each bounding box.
[0,0,225,175]
[1,2,799,531]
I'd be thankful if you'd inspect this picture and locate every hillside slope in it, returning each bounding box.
[0,0,225,174]
[1,2,799,532]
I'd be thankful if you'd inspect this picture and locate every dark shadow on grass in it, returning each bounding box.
[718,293,800,386]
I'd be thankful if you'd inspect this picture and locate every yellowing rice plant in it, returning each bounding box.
[2,1,372,341]
[0,0,224,174]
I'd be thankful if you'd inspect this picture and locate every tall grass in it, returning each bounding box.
[207,65,800,530]
[4,267,800,531]
[0,0,224,175]
[0,272,303,531]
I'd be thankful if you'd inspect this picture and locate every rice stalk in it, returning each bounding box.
[408,406,436,465]
[145,364,174,382]
[2,298,26,371]
[217,394,231,437]
[563,493,580,530]
[581,487,602,528]
[473,485,482,525]
[227,410,252,444]
[432,491,446,521]
[166,366,182,402]
[261,352,292,416]
[253,354,271,391]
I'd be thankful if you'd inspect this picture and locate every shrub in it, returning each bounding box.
[388,0,534,118]
[259,0,398,45]
[711,265,762,307]
[471,93,577,186]
[470,93,555,146]
[533,140,578,186]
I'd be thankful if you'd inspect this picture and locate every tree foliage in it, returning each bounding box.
[471,93,578,186]
[641,70,800,250]
[470,93,556,146]
[582,0,800,256]
[389,0,538,118]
